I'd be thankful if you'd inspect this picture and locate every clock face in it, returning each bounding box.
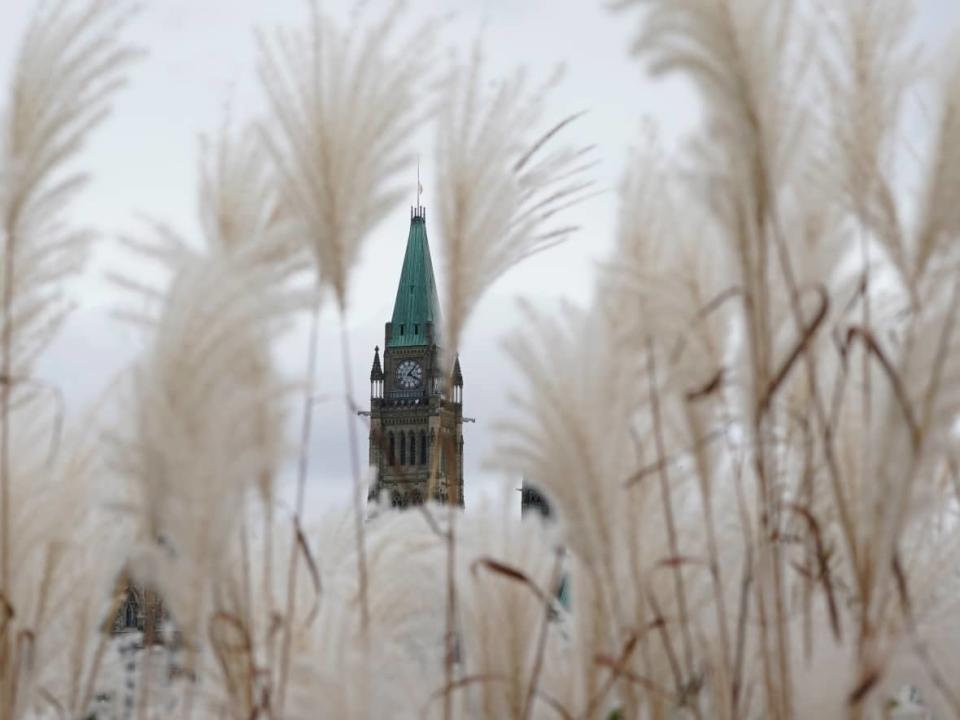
[396,359,423,389]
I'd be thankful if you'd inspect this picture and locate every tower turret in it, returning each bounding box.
[370,345,383,399]
[452,355,463,404]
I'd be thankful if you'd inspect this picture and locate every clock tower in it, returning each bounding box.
[367,205,465,507]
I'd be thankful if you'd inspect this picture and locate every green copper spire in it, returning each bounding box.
[388,206,440,347]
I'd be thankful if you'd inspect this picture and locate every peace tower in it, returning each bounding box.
[366,206,464,507]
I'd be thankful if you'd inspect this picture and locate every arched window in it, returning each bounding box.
[420,431,427,465]
[408,431,416,466]
[388,432,395,465]
[410,490,423,506]
[391,491,402,508]
[399,432,406,465]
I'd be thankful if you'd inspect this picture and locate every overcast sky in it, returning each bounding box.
[2,0,959,517]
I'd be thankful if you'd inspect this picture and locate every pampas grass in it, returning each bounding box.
[0,2,134,717]
[435,48,593,368]
[8,0,960,718]
[0,0,135,609]
[257,0,430,310]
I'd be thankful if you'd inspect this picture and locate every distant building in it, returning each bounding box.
[113,574,164,641]
[519,479,569,608]
[520,479,551,518]
[367,206,465,507]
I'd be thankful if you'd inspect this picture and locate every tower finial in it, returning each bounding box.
[416,155,422,209]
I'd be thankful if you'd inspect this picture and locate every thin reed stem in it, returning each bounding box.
[338,310,370,637]
[0,224,13,601]
[276,296,321,716]
[443,501,457,720]
[684,403,733,716]
[520,547,564,720]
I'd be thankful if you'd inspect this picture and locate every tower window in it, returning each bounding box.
[399,324,404,335]
[388,432,395,465]
[414,324,419,334]
[420,431,427,465]
[408,431,416,467]
[400,432,406,465]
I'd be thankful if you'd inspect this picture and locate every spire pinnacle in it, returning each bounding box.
[415,155,425,210]
[452,354,463,387]
[370,345,384,381]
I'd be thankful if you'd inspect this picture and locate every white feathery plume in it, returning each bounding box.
[496,296,724,715]
[198,123,307,276]
[0,0,136,376]
[622,0,812,410]
[435,46,593,367]
[257,0,430,309]
[453,506,566,719]
[821,0,917,288]
[2,404,129,718]
[496,302,642,584]
[908,46,960,289]
[601,143,732,401]
[620,6,830,714]
[187,505,442,718]
[112,125,303,658]
[623,0,805,207]
[284,593,423,719]
[283,508,447,720]
[112,249,294,650]
[0,0,135,611]
[152,475,448,718]
[0,2,134,716]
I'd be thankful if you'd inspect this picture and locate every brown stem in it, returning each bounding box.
[785,503,842,641]
[645,338,696,680]
[520,547,565,720]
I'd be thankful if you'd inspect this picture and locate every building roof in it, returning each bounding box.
[388,207,441,347]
